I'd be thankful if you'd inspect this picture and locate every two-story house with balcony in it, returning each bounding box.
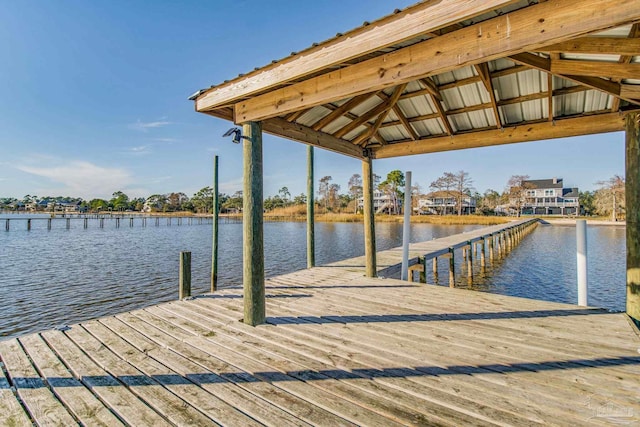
[520,178,579,215]
[357,189,395,214]
[417,191,476,215]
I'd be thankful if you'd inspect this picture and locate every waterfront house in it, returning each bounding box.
[517,178,579,215]
[418,191,476,215]
[357,189,394,214]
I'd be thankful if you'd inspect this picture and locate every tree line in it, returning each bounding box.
[0,172,626,218]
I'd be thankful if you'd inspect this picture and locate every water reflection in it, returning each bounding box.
[0,216,625,340]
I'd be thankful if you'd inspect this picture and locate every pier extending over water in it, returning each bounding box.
[1,221,638,426]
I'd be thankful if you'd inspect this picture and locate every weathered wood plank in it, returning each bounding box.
[41,330,172,427]
[0,338,78,427]
[19,334,124,427]
[0,356,31,427]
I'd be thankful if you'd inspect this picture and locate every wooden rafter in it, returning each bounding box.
[547,54,559,121]
[509,53,640,105]
[310,92,376,131]
[233,0,640,122]
[372,112,633,159]
[351,84,407,145]
[392,105,419,140]
[474,63,502,128]
[429,94,453,135]
[535,36,640,55]
[612,24,640,112]
[550,60,640,80]
[203,108,363,159]
[285,108,310,123]
[195,0,518,112]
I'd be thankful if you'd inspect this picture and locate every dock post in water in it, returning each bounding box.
[626,111,640,326]
[466,241,473,282]
[66,218,70,229]
[4,219,8,231]
[401,171,412,281]
[577,219,588,306]
[179,251,191,299]
[480,239,486,268]
[362,154,377,277]
[84,218,88,229]
[448,248,455,287]
[489,233,494,262]
[27,219,31,231]
[211,155,219,292]
[243,121,265,326]
[307,146,315,268]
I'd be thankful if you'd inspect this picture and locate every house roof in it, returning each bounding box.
[192,0,640,160]
[525,179,564,189]
[563,188,580,198]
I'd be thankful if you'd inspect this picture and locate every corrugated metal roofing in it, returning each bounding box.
[194,0,640,157]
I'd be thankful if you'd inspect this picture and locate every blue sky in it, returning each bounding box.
[0,0,625,201]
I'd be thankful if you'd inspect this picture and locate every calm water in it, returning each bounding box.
[0,215,625,340]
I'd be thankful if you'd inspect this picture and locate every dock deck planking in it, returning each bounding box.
[0,220,638,425]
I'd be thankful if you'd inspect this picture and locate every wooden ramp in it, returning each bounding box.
[1,220,639,426]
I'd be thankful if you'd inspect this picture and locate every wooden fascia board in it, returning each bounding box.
[372,112,631,159]
[550,60,640,80]
[535,37,640,55]
[202,109,363,159]
[195,0,519,112]
[235,0,640,123]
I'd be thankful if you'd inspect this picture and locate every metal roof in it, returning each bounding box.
[192,0,640,159]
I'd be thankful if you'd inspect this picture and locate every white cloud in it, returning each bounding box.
[16,160,133,199]
[127,145,152,155]
[129,119,172,132]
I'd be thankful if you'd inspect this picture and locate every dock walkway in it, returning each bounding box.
[1,222,639,426]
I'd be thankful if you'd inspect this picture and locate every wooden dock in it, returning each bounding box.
[1,222,639,426]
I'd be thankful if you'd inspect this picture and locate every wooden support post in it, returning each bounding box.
[99,218,104,228]
[480,240,486,268]
[489,234,494,262]
[419,256,426,283]
[116,218,120,228]
[626,112,640,326]
[156,217,159,226]
[27,219,31,231]
[211,155,219,292]
[243,121,265,326]
[66,218,70,229]
[307,146,315,268]
[466,241,473,283]
[130,218,133,227]
[84,218,88,229]
[432,257,438,276]
[448,248,455,288]
[179,251,191,299]
[362,155,377,277]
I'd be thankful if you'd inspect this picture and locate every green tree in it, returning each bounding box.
[430,172,456,215]
[579,191,595,216]
[318,176,332,209]
[110,191,130,211]
[293,193,306,205]
[146,194,167,212]
[506,175,532,217]
[379,170,405,214]
[89,198,109,212]
[192,187,214,213]
[278,187,291,206]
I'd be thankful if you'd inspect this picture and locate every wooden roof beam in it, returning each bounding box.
[550,60,640,80]
[310,92,376,131]
[202,108,363,159]
[352,84,406,146]
[474,63,502,128]
[235,0,640,123]
[612,24,639,112]
[535,36,640,55]
[195,0,519,112]
[509,52,640,105]
[372,112,632,159]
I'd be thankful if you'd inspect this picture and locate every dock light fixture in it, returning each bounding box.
[222,127,244,144]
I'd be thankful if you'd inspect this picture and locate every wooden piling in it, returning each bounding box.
[448,248,455,287]
[130,218,134,227]
[66,218,70,229]
[179,251,191,299]
[489,233,494,262]
[362,155,377,277]
[156,217,159,226]
[100,218,104,228]
[84,218,88,229]
[243,121,265,326]
[432,257,438,276]
[211,155,219,292]
[626,111,640,326]
[307,146,315,268]
[466,241,473,283]
[480,239,486,268]
[27,219,31,231]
